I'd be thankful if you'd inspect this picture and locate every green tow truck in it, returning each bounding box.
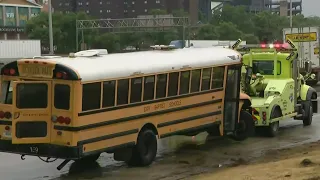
[232,39,318,137]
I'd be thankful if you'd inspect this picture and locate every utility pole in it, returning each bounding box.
[48,0,54,55]
[289,0,293,28]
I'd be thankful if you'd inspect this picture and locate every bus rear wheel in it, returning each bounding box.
[126,129,157,167]
[231,111,254,141]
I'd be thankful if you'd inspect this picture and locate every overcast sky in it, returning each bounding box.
[302,0,320,17]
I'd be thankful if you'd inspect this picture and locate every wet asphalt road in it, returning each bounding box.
[2,87,320,180]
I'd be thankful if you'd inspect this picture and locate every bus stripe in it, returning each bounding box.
[157,111,221,128]
[77,129,139,146]
[77,111,221,146]
[54,99,223,132]
[160,122,221,138]
[78,87,224,116]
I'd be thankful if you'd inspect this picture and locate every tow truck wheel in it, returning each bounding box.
[231,111,255,141]
[126,129,157,167]
[266,108,281,137]
[303,101,313,126]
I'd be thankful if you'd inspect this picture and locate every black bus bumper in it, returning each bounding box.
[0,140,81,160]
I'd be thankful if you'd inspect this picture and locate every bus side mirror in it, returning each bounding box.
[305,61,312,73]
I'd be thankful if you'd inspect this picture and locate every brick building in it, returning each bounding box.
[53,0,211,24]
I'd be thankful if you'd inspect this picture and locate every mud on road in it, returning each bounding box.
[193,140,320,180]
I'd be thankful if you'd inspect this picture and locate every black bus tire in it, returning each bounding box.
[231,111,255,141]
[126,129,157,167]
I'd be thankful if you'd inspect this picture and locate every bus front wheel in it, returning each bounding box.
[231,111,255,141]
[126,129,157,167]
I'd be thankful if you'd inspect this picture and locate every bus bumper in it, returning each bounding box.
[0,140,81,160]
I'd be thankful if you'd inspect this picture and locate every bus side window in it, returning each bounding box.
[156,74,167,99]
[168,72,179,97]
[191,69,201,93]
[117,79,129,105]
[211,66,224,89]
[82,82,101,111]
[143,75,155,101]
[179,71,190,95]
[102,80,116,107]
[54,84,70,110]
[130,77,142,103]
[201,68,212,91]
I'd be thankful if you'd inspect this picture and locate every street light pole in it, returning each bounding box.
[48,0,54,55]
[289,0,293,28]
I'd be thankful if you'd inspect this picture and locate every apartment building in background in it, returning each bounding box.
[52,0,212,24]
[212,0,302,15]
[0,0,42,40]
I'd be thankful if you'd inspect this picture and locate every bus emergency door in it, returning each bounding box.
[12,81,52,144]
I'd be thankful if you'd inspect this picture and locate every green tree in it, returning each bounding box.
[196,24,219,40]
[26,12,96,54]
[217,21,243,40]
[94,33,120,53]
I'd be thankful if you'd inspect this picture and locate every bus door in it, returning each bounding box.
[12,81,52,144]
[223,65,241,133]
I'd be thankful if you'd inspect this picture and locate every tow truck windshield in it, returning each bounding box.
[252,60,281,75]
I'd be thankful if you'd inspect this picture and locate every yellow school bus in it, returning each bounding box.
[0,47,253,170]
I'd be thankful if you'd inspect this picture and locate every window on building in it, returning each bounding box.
[132,1,135,4]
[100,10,103,13]
[145,9,148,12]
[86,2,89,5]
[132,10,135,12]
[156,0,160,3]
[144,0,147,4]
